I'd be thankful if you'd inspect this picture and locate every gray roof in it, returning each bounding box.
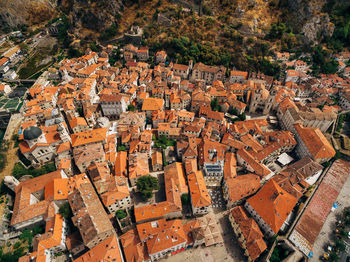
[23,126,42,141]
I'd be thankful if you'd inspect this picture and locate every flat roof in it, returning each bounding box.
[277,153,294,166]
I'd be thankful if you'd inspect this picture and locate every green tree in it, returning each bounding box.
[19,229,33,246]
[77,107,84,117]
[258,59,281,78]
[340,229,348,238]
[118,144,127,151]
[32,225,44,235]
[238,113,246,121]
[89,42,99,52]
[0,152,6,171]
[59,203,72,219]
[344,207,350,217]
[181,193,190,205]
[68,47,83,59]
[109,49,121,66]
[267,22,291,39]
[0,247,25,262]
[159,135,168,145]
[329,252,339,262]
[270,247,280,262]
[128,104,136,111]
[345,217,350,226]
[13,242,21,249]
[19,43,29,54]
[56,14,70,47]
[228,107,238,116]
[211,98,220,111]
[202,4,212,15]
[99,24,118,41]
[115,209,127,220]
[311,46,339,75]
[335,239,345,252]
[156,0,162,7]
[136,175,160,199]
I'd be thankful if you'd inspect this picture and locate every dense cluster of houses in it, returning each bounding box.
[2,45,350,262]
[0,45,21,81]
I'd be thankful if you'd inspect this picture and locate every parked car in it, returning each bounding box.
[325,245,332,252]
[323,252,329,260]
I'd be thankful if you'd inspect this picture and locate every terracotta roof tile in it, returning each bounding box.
[188,170,211,208]
[247,179,297,233]
[71,128,107,147]
[225,174,261,204]
[294,124,336,160]
[74,235,123,262]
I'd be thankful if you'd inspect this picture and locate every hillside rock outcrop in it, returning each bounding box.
[60,0,124,33]
[301,14,334,44]
[0,0,124,36]
[286,0,334,44]
[0,0,57,33]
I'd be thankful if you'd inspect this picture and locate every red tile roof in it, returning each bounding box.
[294,124,336,160]
[247,179,297,234]
[74,235,123,262]
[230,206,267,261]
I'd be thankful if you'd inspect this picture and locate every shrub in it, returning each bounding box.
[211,98,220,112]
[99,24,118,41]
[59,203,72,219]
[335,239,345,252]
[202,4,212,16]
[115,209,127,220]
[118,145,127,151]
[128,104,136,111]
[266,22,291,39]
[0,152,6,171]
[13,242,21,249]
[19,229,33,246]
[23,162,57,177]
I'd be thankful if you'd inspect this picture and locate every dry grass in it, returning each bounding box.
[119,0,178,32]
[0,40,13,54]
[113,0,284,70]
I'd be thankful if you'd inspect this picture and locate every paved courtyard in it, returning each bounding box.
[163,209,244,262]
[208,186,225,209]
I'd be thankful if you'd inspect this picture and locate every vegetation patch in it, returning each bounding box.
[154,135,176,149]
[270,244,290,262]
[115,209,127,220]
[18,47,53,79]
[59,202,73,219]
[0,97,23,112]
[12,162,56,180]
[136,175,160,199]
[0,139,9,171]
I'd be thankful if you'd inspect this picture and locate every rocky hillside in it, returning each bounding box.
[0,0,57,33]
[0,0,125,35]
[0,0,331,37]
[284,0,333,44]
[1,0,349,52]
[59,0,124,37]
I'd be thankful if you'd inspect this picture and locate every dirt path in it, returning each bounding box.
[0,141,18,182]
[0,140,18,220]
[0,117,21,220]
[1,114,21,181]
[0,115,21,182]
